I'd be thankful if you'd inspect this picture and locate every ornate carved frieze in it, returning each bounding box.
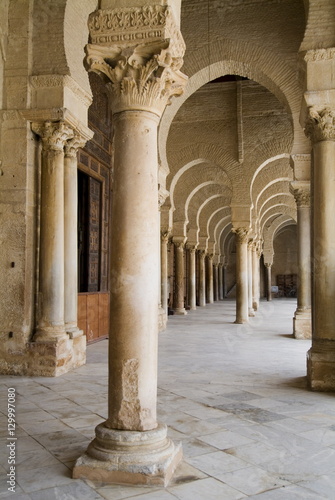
[88,5,185,58]
[86,5,187,116]
[32,121,74,152]
[304,107,335,143]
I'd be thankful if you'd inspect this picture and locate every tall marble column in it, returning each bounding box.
[198,250,206,306]
[73,4,187,484]
[188,245,197,310]
[248,241,255,317]
[305,106,335,390]
[173,239,187,315]
[252,243,260,311]
[234,228,249,324]
[161,231,170,318]
[64,134,86,338]
[218,263,224,300]
[32,121,74,341]
[290,182,311,339]
[206,254,214,304]
[265,263,272,302]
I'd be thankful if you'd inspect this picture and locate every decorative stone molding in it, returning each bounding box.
[232,227,249,244]
[85,5,187,116]
[65,133,87,158]
[304,48,335,62]
[32,121,74,152]
[88,5,185,57]
[304,107,335,143]
[264,262,272,268]
[30,75,93,108]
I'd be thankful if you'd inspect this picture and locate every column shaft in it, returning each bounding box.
[161,233,169,317]
[198,251,206,306]
[64,136,86,337]
[235,230,249,324]
[173,241,187,315]
[248,243,255,317]
[218,264,224,300]
[206,255,214,304]
[34,122,73,341]
[266,264,272,302]
[107,111,160,431]
[213,264,219,301]
[188,247,196,310]
[252,245,259,311]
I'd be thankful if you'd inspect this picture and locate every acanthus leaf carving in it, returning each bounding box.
[32,121,74,152]
[304,107,335,143]
[232,227,249,244]
[65,133,87,158]
[85,5,187,116]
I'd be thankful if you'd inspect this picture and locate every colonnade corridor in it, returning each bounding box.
[2,299,335,499]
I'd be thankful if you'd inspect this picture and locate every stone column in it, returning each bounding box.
[290,182,311,339]
[64,134,86,338]
[161,231,170,319]
[234,228,249,324]
[265,263,272,302]
[32,121,74,341]
[223,263,228,298]
[206,254,214,304]
[73,4,187,485]
[198,250,206,306]
[218,263,224,300]
[252,243,260,311]
[248,241,255,317]
[173,239,187,315]
[213,262,219,301]
[304,106,335,390]
[188,246,197,310]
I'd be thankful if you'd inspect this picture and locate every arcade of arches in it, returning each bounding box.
[1,0,335,486]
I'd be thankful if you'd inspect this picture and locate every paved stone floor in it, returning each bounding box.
[1,299,335,499]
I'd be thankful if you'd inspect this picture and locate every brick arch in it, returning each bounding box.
[159,37,309,175]
[254,178,292,215]
[263,215,296,263]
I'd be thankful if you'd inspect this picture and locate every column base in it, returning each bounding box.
[33,325,68,342]
[307,341,335,391]
[248,308,255,317]
[293,309,311,339]
[173,308,187,315]
[252,301,259,311]
[234,319,248,324]
[73,422,182,487]
[66,326,84,339]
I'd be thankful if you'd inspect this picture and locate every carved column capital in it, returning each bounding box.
[199,250,206,259]
[290,182,310,208]
[233,227,249,244]
[187,244,196,254]
[32,121,74,152]
[86,5,187,116]
[161,230,170,244]
[65,133,87,158]
[264,262,272,269]
[304,107,335,143]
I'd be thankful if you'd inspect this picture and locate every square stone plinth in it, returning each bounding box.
[307,347,335,391]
